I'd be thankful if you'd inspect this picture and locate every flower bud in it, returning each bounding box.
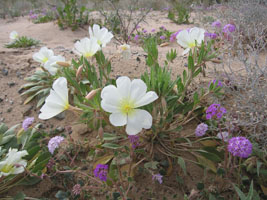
[85,88,101,100]
[76,66,83,79]
[56,61,71,67]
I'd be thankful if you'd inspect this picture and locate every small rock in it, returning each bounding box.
[184,63,188,67]
[38,123,45,129]
[0,98,3,103]
[7,107,12,112]
[23,105,33,116]
[8,81,15,87]
[55,112,65,120]
[2,68,8,76]
[0,118,4,122]
[9,100,14,105]
[56,126,65,133]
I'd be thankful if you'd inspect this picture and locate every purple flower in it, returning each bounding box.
[205,32,217,39]
[22,117,34,131]
[212,21,221,28]
[136,25,141,29]
[48,136,64,154]
[94,164,108,181]
[143,29,147,33]
[151,28,156,32]
[217,132,230,142]
[227,137,252,158]
[160,35,166,40]
[30,14,38,19]
[209,80,223,87]
[170,30,181,42]
[195,123,208,137]
[72,184,81,196]
[134,34,139,41]
[152,173,163,184]
[206,104,227,120]
[51,6,57,11]
[128,135,140,149]
[163,7,170,11]
[223,24,236,33]
[160,26,167,31]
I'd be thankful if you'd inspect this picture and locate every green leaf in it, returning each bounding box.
[196,149,222,162]
[177,157,186,175]
[233,184,247,200]
[103,133,120,141]
[101,143,123,149]
[18,176,41,186]
[247,181,254,200]
[144,161,159,170]
[13,192,26,200]
[256,160,262,177]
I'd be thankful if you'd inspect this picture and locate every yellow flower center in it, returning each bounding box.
[121,46,128,51]
[120,99,135,115]
[64,103,70,110]
[1,164,13,173]
[188,42,195,48]
[42,57,48,63]
[84,52,94,58]
[97,40,102,45]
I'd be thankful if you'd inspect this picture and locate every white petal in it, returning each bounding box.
[190,27,205,45]
[52,77,68,104]
[101,101,121,113]
[129,79,147,102]
[116,76,131,98]
[126,109,153,135]
[182,48,191,55]
[109,113,127,126]
[134,91,158,108]
[32,52,45,63]
[177,30,190,48]
[39,101,65,119]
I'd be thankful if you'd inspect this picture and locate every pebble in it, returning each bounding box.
[0,118,4,122]
[7,81,15,87]
[55,112,65,120]
[7,107,12,112]
[56,126,65,133]
[9,100,14,105]
[1,68,8,76]
[0,98,3,103]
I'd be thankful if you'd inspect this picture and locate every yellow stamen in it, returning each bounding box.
[1,164,13,173]
[84,52,93,58]
[42,57,48,63]
[120,99,135,115]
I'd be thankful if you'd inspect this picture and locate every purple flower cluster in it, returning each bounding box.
[205,32,217,39]
[48,136,64,154]
[209,80,223,87]
[160,35,166,40]
[143,29,147,33]
[195,123,208,137]
[160,26,167,31]
[94,164,108,181]
[72,184,81,196]
[151,28,156,32]
[22,117,34,131]
[128,135,140,149]
[152,173,163,184]
[134,34,139,41]
[212,21,221,28]
[206,104,227,120]
[227,137,252,158]
[222,24,236,33]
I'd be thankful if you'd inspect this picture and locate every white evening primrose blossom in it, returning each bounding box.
[176,27,205,55]
[101,76,158,135]
[119,44,131,59]
[0,148,28,177]
[74,37,100,58]
[39,77,69,120]
[33,47,54,65]
[44,55,65,75]
[89,24,113,47]
[9,31,19,42]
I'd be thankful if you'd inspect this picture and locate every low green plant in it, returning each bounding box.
[57,0,89,30]
[4,36,39,48]
[168,1,190,24]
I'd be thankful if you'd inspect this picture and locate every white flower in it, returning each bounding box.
[33,47,54,65]
[9,31,19,42]
[74,37,100,58]
[176,27,205,55]
[44,55,65,75]
[89,24,113,47]
[119,44,131,59]
[101,76,158,135]
[0,148,28,177]
[39,77,69,120]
